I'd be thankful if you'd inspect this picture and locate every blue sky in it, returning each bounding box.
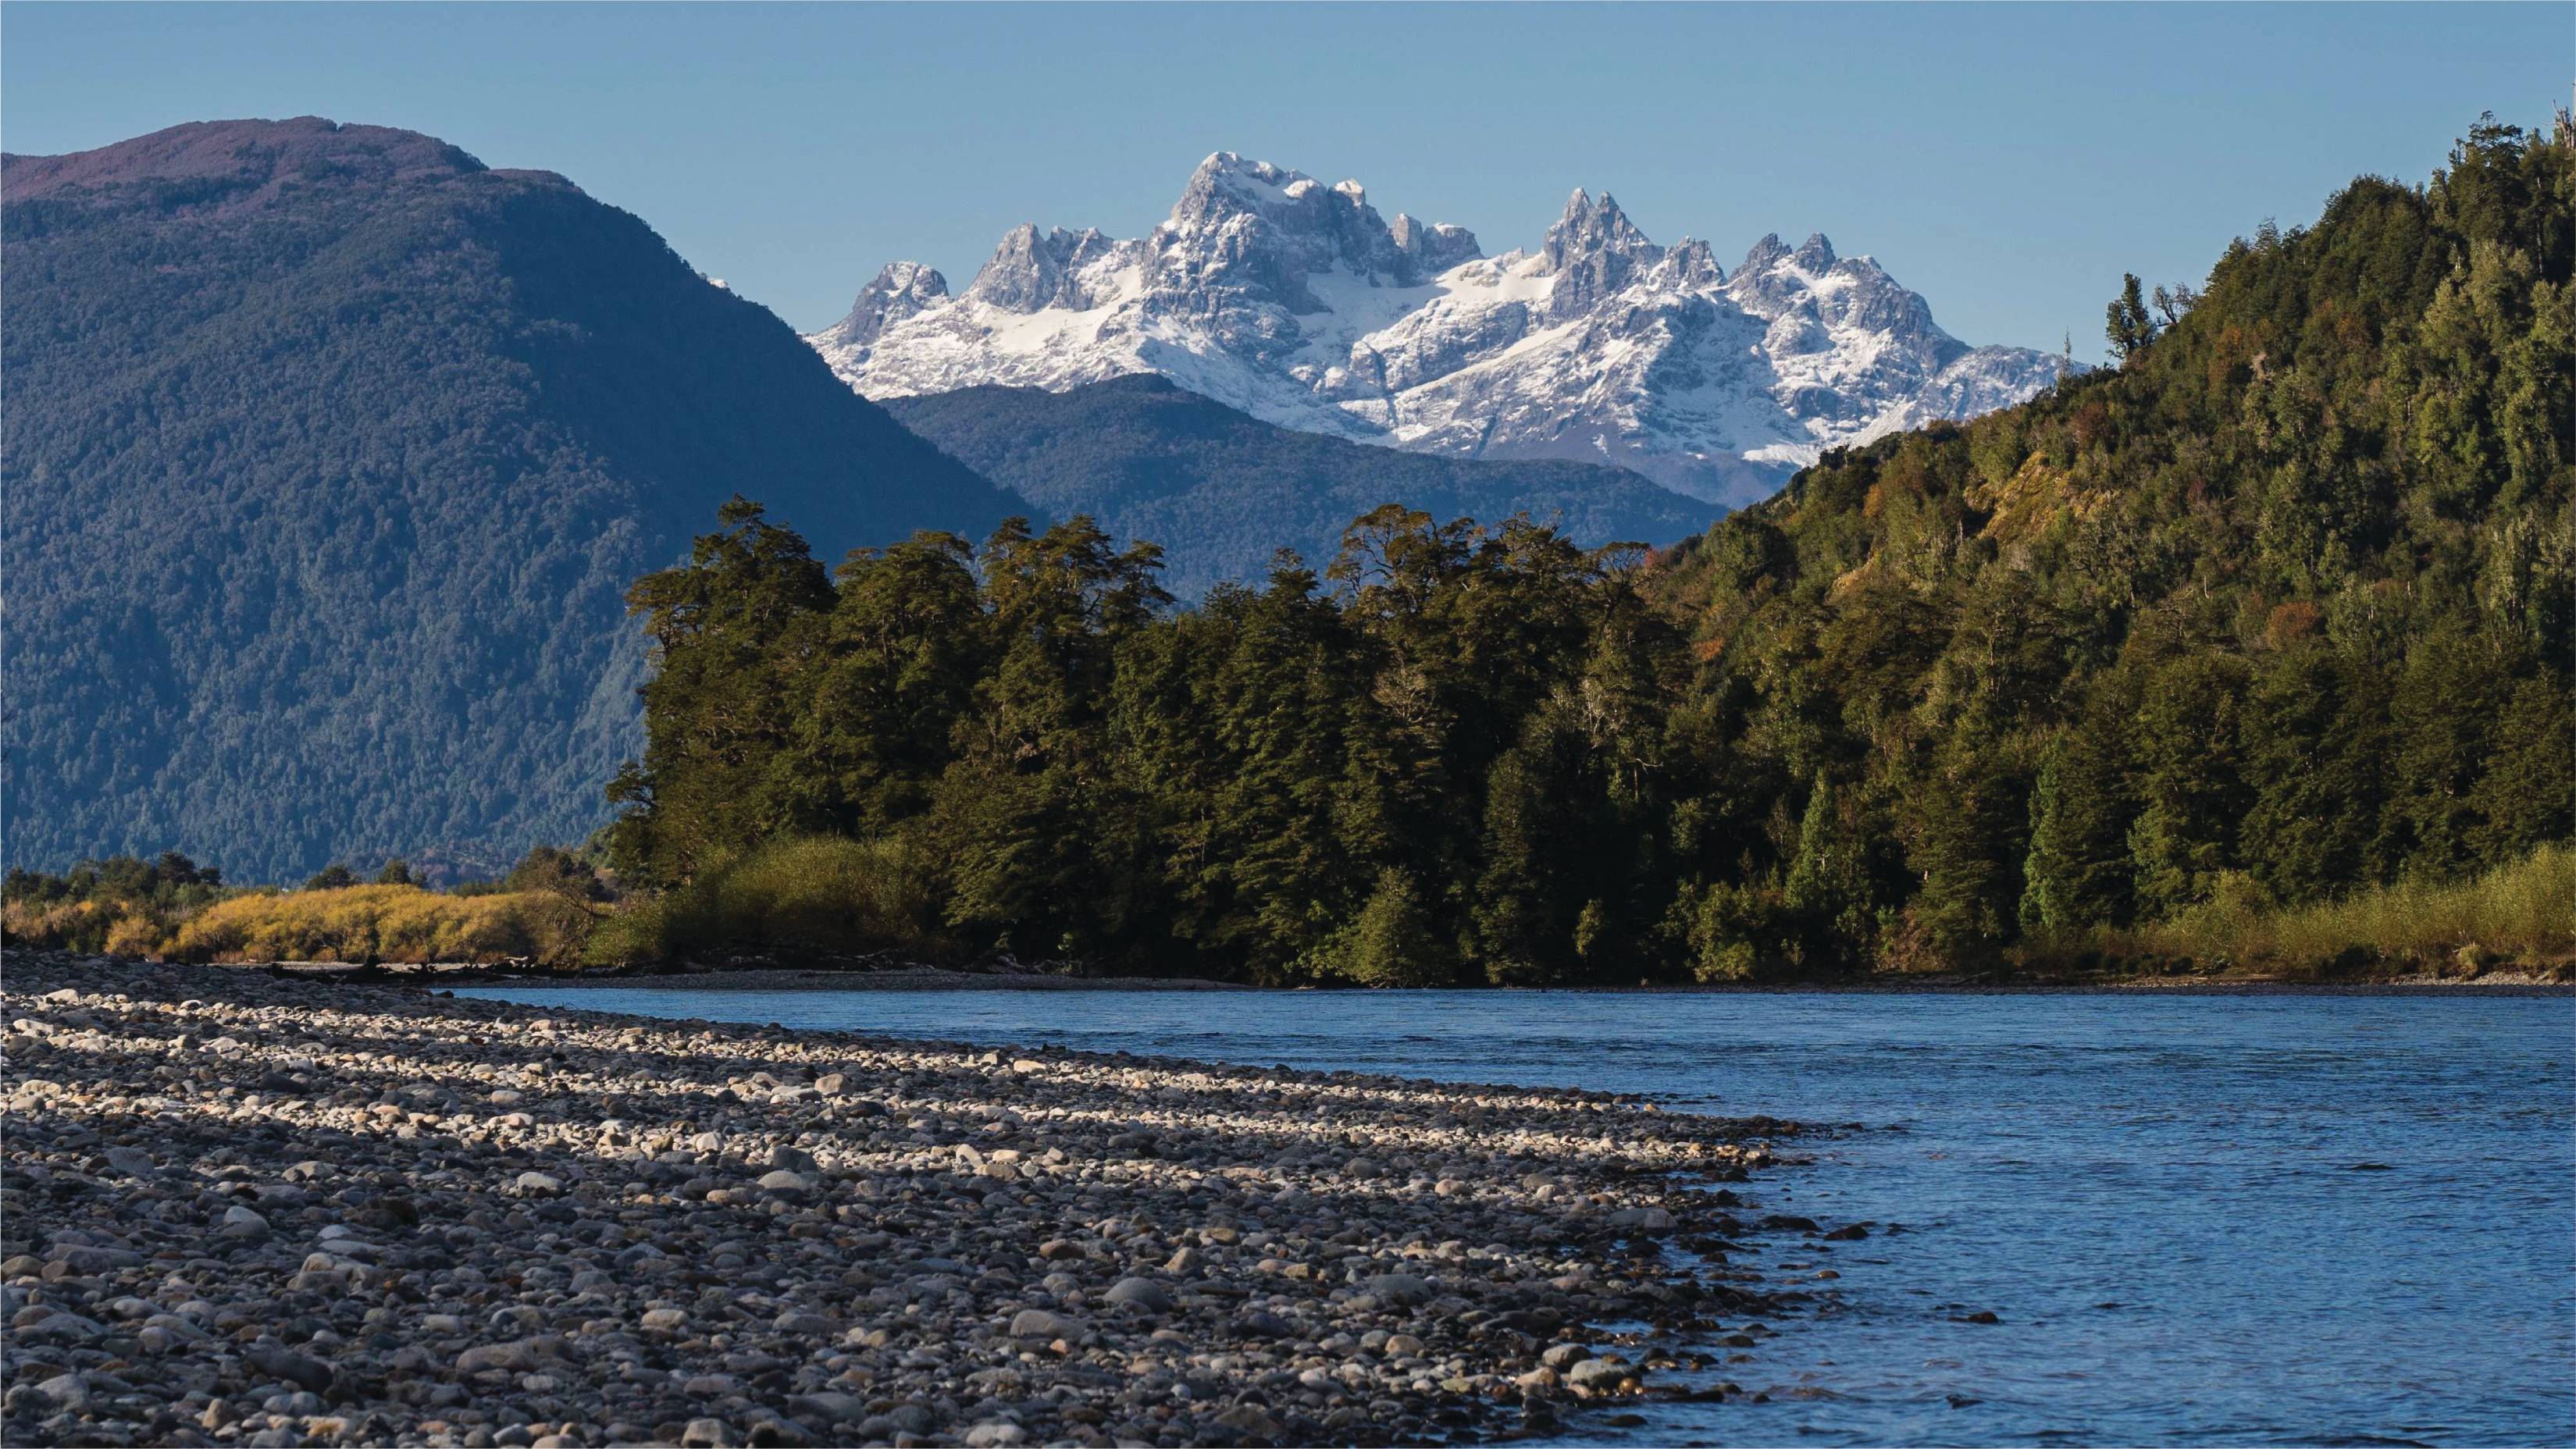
[5,3,2563,355]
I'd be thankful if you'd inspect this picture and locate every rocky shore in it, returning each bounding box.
[304,967,1259,995]
[2,952,1803,1447]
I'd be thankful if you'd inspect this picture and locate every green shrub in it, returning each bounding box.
[1339,870,1452,988]
[585,836,949,967]
[1687,881,1788,981]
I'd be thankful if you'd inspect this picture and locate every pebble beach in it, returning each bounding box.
[2,952,1803,1447]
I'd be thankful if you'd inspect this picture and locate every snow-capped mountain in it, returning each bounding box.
[812,153,2078,506]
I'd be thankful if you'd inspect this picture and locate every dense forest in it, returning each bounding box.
[599,117,2571,984]
[1641,112,2573,971]
[885,375,1716,598]
[2,118,1020,882]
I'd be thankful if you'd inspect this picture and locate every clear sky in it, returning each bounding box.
[5,3,2564,356]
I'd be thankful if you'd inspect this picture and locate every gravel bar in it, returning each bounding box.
[2,952,1801,1447]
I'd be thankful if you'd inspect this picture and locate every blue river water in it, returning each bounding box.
[454,985,2576,1447]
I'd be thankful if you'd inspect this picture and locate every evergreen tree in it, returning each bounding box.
[2469,674,2576,865]
[1469,703,1604,984]
[1897,739,2029,956]
[2019,696,2140,934]
[2380,635,2512,878]
[1345,868,1451,987]
[790,532,986,836]
[2239,646,2392,904]
[1783,772,1877,960]
[607,498,836,888]
[929,516,1170,960]
[2105,272,2160,362]
[2125,656,2254,918]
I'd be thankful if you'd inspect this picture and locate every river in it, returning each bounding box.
[454,984,2576,1446]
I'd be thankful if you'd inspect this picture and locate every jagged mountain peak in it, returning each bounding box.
[874,258,948,290]
[811,259,953,359]
[1188,149,1283,184]
[1391,212,1483,272]
[1658,237,1726,289]
[1153,150,1445,292]
[1540,187,1663,317]
[1740,232,1790,274]
[1544,188,1657,259]
[966,223,1117,312]
[812,151,2079,507]
[1171,152,1319,228]
[860,259,951,309]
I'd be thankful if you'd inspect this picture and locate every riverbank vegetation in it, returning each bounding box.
[583,835,950,966]
[2,849,606,965]
[1,853,234,958]
[2027,843,2575,979]
[594,118,2568,986]
[166,885,564,965]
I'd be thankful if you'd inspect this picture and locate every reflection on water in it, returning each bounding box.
[455,984,2576,1447]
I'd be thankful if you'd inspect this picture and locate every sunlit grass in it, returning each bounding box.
[2047,844,2574,977]
[166,884,567,964]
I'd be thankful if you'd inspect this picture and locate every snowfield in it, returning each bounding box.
[811,151,2078,507]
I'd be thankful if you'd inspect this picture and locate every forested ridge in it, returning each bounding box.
[597,117,2576,981]
[2,118,1023,883]
[1649,114,2572,967]
[884,375,1719,599]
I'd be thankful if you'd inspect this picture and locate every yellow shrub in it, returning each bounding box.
[166,885,571,965]
[2,898,109,949]
[2058,843,2576,975]
[103,913,166,958]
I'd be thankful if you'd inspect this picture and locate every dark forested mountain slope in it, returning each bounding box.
[1644,116,2572,962]
[2,117,1022,881]
[883,374,1718,596]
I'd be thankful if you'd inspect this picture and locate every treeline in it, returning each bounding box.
[607,116,2571,982]
[604,503,1690,981]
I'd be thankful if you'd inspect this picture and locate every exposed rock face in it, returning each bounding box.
[808,261,951,368]
[814,151,2079,507]
[964,225,1117,312]
[1390,212,1480,274]
[1537,190,1661,320]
